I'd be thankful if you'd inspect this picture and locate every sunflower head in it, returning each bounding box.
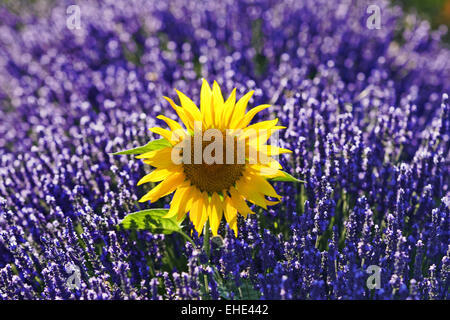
[136,80,292,236]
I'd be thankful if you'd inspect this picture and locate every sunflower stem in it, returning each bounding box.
[176,230,196,247]
[203,220,211,259]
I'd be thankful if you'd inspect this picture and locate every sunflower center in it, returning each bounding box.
[182,132,246,194]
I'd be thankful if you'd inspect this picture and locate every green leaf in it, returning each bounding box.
[216,276,261,300]
[112,138,171,155]
[120,209,182,235]
[237,279,261,300]
[270,170,305,183]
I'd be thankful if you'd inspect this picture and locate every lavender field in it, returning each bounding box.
[0,0,449,300]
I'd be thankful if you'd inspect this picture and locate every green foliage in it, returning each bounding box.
[216,275,261,300]
[112,138,171,155]
[120,209,196,247]
[270,170,305,183]
[120,209,182,234]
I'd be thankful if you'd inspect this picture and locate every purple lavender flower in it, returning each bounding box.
[0,0,449,300]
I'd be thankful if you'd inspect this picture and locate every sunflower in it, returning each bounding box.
[136,80,291,236]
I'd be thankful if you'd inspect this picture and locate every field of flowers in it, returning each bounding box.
[0,0,449,300]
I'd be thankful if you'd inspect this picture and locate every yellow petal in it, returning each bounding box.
[209,192,223,236]
[138,172,184,203]
[237,104,270,128]
[244,118,278,132]
[248,164,283,178]
[221,88,237,127]
[258,145,292,156]
[267,159,283,169]
[163,96,194,130]
[196,196,211,236]
[196,193,209,234]
[137,167,175,185]
[229,187,254,218]
[246,143,274,165]
[189,192,203,228]
[265,198,280,206]
[229,90,254,128]
[136,147,169,160]
[149,127,176,144]
[200,79,213,128]
[212,81,224,127]
[246,172,281,199]
[136,147,176,169]
[212,80,224,105]
[242,126,285,148]
[177,186,196,221]
[142,157,175,168]
[224,196,238,236]
[163,182,190,218]
[176,89,202,121]
[138,149,177,169]
[156,115,184,132]
[236,179,268,209]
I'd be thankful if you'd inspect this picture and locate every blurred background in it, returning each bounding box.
[1,0,450,33]
[399,0,450,29]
